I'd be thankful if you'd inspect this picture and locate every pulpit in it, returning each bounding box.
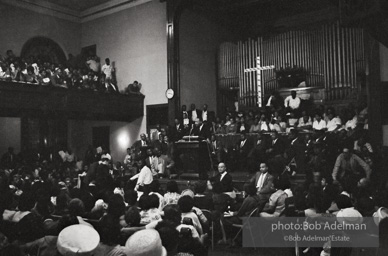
[175,140,211,180]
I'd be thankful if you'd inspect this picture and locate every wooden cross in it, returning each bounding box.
[244,56,275,107]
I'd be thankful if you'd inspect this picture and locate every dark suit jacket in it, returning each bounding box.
[250,172,275,195]
[171,124,184,141]
[192,124,210,139]
[214,172,233,192]
[238,138,254,157]
[188,109,201,121]
[270,138,287,157]
[132,139,150,150]
[288,138,307,173]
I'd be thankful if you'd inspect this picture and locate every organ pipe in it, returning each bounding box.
[217,22,365,108]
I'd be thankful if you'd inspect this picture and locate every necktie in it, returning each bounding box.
[241,140,246,148]
[257,173,265,189]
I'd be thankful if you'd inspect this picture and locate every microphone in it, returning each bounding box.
[189,124,194,142]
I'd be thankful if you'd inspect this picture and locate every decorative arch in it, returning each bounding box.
[21,37,66,64]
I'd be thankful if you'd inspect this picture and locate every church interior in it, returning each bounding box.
[1,0,388,255]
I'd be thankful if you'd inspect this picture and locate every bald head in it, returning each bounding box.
[218,163,226,174]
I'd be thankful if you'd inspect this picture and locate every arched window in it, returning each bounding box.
[21,37,66,64]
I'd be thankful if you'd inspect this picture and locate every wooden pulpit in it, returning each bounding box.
[175,139,211,180]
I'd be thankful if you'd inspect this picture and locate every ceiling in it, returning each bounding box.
[184,0,336,39]
[42,0,112,12]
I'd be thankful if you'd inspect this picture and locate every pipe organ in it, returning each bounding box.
[217,21,365,109]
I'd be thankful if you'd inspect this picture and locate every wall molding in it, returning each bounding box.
[0,0,153,23]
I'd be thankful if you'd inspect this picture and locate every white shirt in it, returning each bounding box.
[266,96,273,107]
[202,110,208,121]
[124,154,132,165]
[284,96,301,109]
[220,172,227,181]
[191,110,198,121]
[101,64,113,78]
[313,119,327,130]
[327,117,342,132]
[256,172,267,190]
[260,121,269,131]
[298,117,312,128]
[136,166,153,188]
[345,116,358,130]
[240,139,247,148]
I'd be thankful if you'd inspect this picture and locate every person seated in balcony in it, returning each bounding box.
[23,66,38,84]
[270,115,287,133]
[326,112,342,133]
[214,118,226,134]
[284,90,301,115]
[249,118,261,133]
[258,114,270,132]
[344,109,358,132]
[86,56,100,73]
[286,112,299,131]
[5,50,17,64]
[50,67,65,87]
[313,112,327,132]
[37,69,51,85]
[297,111,313,130]
[9,62,21,82]
[237,116,249,133]
[225,117,238,134]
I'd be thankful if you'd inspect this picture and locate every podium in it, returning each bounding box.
[175,139,211,180]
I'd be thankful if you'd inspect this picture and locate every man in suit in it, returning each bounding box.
[132,133,150,158]
[188,103,201,122]
[237,132,253,172]
[192,118,210,139]
[250,162,276,211]
[213,162,234,192]
[210,134,225,164]
[171,118,184,141]
[266,131,287,158]
[288,129,307,175]
[150,124,162,142]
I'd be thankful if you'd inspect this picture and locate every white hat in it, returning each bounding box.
[336,207,363,226]
[57,224,100,256]
[181,189,194,198]
[125,229,167,256]
[373,207,388,226]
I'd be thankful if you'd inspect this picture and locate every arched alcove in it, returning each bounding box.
[21,37,66,64]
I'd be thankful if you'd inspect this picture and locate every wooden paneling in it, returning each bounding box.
[0,81,144,122]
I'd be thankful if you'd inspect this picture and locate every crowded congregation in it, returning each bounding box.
[1,0,388,255]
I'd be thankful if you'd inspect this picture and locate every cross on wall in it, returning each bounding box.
[244,56,275,107]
